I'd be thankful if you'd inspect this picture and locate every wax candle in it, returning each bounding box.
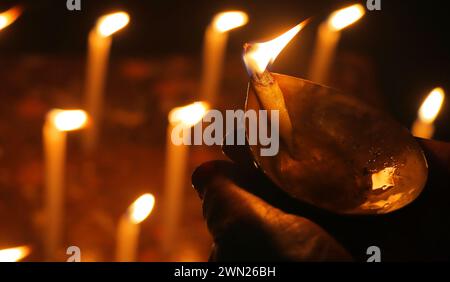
[83,11,129,153]
[0,5,22,31]
[200,11,248,105]
[0,246,30,262]
[162,102,208,256]
[308,4,365,84]
[116,193,155,262]
[412,87,445,138]
[43,109,88,260]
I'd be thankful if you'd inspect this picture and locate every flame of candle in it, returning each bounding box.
[0,246,30,262]
[418,87,445,123]
[49,110,88,131]
[328,4,365,31]
[128,193,155,224]
[243,20,309,75]
[96,11,130,37]
[0,6,22,31]
[213,11,248,33]
[169,102,209,127]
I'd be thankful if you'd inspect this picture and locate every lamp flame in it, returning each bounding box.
[96,11,130,37]
[128,193,155,224]
[48,109,88,132]
[418,87,445,123]
[213,11,248,33]
[0,6,22,31]
[328,4,365,31]
[243,19,309,75]
[169,102,209,127]
[0,245,30,262]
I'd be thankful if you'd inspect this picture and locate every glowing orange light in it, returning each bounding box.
[0,245,30,262]
[169,102,209,127]
[96,12,130,37]
[128,193,155,224]
[328,4,365,31]
[418,87,445,123]
[47,110,88,132]
[243,20,309,74]
[212,11,248,33]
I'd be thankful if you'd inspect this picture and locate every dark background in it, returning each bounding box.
[1,0,449,140]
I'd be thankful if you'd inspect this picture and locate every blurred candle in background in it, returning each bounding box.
[0,5,22,31]
[0,246,31,262]
[83,11,129,153]
[412,87,445,138]
[308,4,365,84]
[116,193,155,262]
[162,102,208,257]
[43,109,88,260]
[200,11,248,105]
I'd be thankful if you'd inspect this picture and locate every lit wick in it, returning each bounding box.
[83,11,130,153]
[0,245,31,262]
[412,87,445,139]
[0,5,22,31]
[243,20,309,146]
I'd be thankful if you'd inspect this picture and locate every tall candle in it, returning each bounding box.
[162,102,208,256]
[83,11,129,153]
[200,11,248,105]
[116,193,155,262]
[308,4,365,84]
[412,87,445,139]
[43,109,88,260]
[0,5,22,31]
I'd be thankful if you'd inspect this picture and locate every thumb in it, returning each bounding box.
[192,160,352,261]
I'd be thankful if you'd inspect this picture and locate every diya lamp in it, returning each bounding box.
[242,20,428,214]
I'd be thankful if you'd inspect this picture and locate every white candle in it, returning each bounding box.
[43,109,88,260]
[412,87,445,139]
[116,193,155,262]
[0,5,22,31]
[0,246,31,262]
[162,102,208,256]
[83,11,129,153]
[308,4,365,84]
[200,11,248,105]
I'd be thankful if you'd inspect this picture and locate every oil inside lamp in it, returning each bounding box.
[243,22,428,214]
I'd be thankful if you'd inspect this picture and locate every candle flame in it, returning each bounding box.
[213,11,248,33]
[169,102,209,127]
[128,193,155,224]
[96,12,130,37]
[328,4,365,31]
[0,6,22,31]
[243,19,309,75]
[418,87,445,123]
[0,245,30,262]
[48,109,88,132]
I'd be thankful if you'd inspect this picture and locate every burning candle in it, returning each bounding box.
[0,5,22,31]
[308,4,365,84]
[200,11,248,105]
[162,102,208,256]
[0,246,30,262]
[83,11,129,153]
[244,20,309,146]
[116,193,155,262]
[43,109,88,260]
[412,87,445,138]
